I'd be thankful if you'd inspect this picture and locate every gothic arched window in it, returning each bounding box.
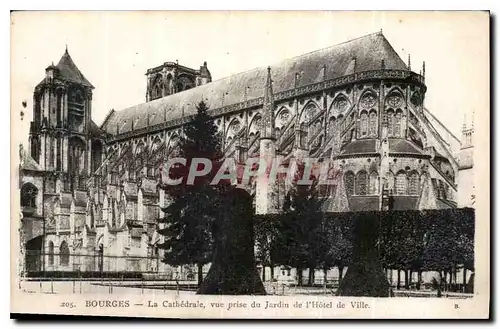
[21,183,38,208]
[59,241,70,266]
[344,171,355,196]
[395,171,408,195]
[48,241,54,265]
[360,111,368,137]
[152,75,163,99]
[355,171,368,195]
[369,110,377,137]
[408,171,420,195]
[386,171,395,194]
[369,171,379,195]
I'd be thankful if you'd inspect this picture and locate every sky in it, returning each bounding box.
[11,11,489,148]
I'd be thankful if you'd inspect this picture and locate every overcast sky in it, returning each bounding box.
[11,11,488,148]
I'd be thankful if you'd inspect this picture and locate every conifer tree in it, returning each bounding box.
[275,163,323,286]
[157,101,222,286]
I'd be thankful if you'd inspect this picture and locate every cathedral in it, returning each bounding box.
[18,31,474,277]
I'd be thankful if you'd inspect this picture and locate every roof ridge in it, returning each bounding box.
[114,31,385,114]
[208,30,383,85]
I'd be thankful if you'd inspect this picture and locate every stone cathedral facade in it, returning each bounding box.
[19,32,472,275]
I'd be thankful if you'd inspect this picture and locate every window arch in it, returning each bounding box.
[344,171,355,196]
[21,183,38,208]
[151,75,163,99]
[48,241,54,266]
[395,171,408,195]
[408,171,420,195]
[369,171,379,195]
[59,241,70,266]
[356,171,368,195]
[369,110,377,137]
[359,111,368,137]
[385,171,395,194]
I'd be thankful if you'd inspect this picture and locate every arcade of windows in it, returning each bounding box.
[47,241,70,266]
[344,170,420,196]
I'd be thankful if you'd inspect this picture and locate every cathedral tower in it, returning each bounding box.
[30,48,95,188]
[145,61,212,102]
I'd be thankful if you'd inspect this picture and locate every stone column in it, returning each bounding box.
[87,139,92,176]
[62,135,69,173]
[40,134,46,170]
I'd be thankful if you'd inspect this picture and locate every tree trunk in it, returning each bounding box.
[262,266,266,282]
[338,266,344,282]
[416,270,422,290]
[197,263,204,287]
[297,268,303,286]
[397,270,401,290]
[408,270,413,289]
[463,268,467,292]
[308,267,315,286]
[404,270,409,290]
[437,271,443,297]
[337,215,391,297]
[323,267,328,286]
[197,189,266,295]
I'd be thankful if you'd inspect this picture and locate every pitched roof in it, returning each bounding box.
[340,139,378,155]
[89,120,106,138]
[55,49,93,88]
[388,139,423,155]
[103,31,408,135]
[19,146,41,171]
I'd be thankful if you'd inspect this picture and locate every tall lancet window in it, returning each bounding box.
[360,111,368,137]
[59,241,70,266]
[395,171,408,195]
[355,171,368,195]
[387,109,395,136]
[344,171,355,196]
[408,171,420,195]
[369,171,379,195]
[395,110,403,137]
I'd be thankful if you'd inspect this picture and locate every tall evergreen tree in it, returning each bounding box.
[157,101,222,286]
[275,163,323,286]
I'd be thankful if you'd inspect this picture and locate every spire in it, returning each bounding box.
[261,66,275,140]
[422,61,426,78]
[407,54,411,71]
[65,44,68,54]
[56,46,93,87]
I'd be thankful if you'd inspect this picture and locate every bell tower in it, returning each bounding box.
[145,61,212,102]
[30,47,94,184]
